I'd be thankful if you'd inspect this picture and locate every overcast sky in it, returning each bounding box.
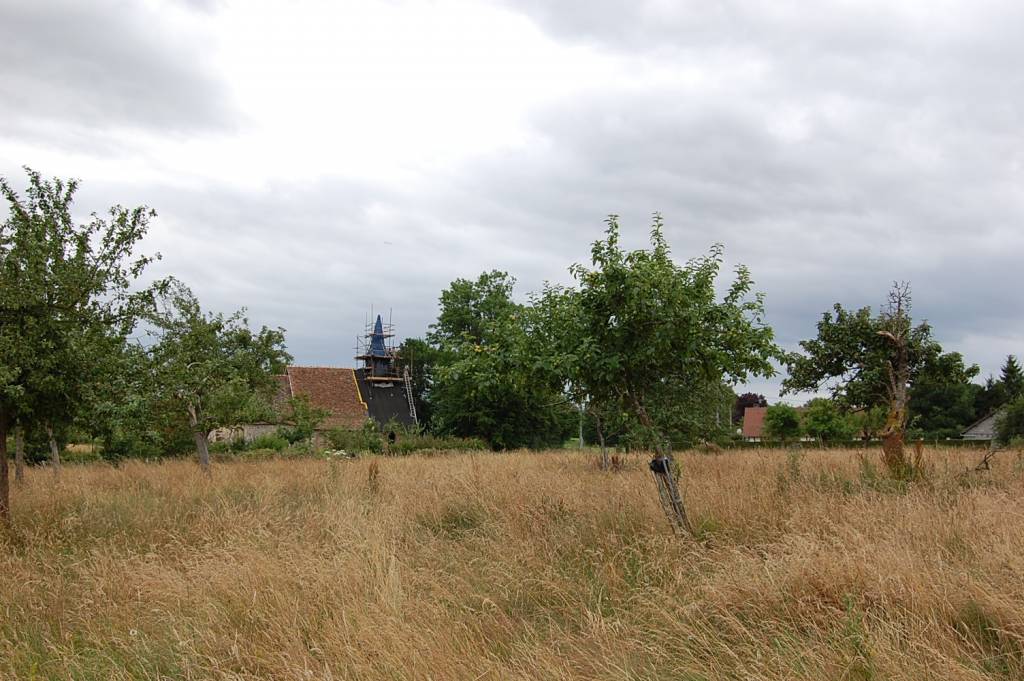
[2,0,1022,402]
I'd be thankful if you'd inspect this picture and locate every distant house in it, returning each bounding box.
[741,404,814,442]
[741,406,767,441]
[962,409,1004,441]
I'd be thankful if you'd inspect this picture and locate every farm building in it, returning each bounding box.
[211,314,417,444]
[961,408,1003,440]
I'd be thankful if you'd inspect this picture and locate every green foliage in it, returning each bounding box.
[427,271,573,450]
[248,432,290,452]
[764,404,802,443]
[783,300,943,410]
[427,270,519,347]
[1000,355,1023,401]
[975,375,1008,422]
[88,343,193,461]
[783,286,975,475]
[996,396,1024,445]
[0,167,160,460]
[544,215,779,451]
[907,351,981,439]
[801,399,854,444]
[397,337,439,427]
[324,423,484,454]
[14,421,67,465]
[848,406,887,441]
[638,379,737,448]
[325,421,383,454]
[146,281,291,460]
[277,395,328,444]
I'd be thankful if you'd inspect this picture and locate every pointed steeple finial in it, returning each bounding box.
[369,314,388,357]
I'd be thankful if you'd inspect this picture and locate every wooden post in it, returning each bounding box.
[649,454,691,536]
[0,410,10,524]
[46,423,61,479]
[595,412,608,471]
[577,405,584,451]
[14,424,25,485]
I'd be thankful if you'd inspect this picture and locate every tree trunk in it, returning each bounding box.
[0,410,10,524]
[881,397,908,479]
[46,423,61,478]
[595,411,608,471]
[880,336,911,480]
[188,405,211,473]
[878,282,913,480]
[631,394,692,535]
[14,425,25,485]
[577,406,584,451]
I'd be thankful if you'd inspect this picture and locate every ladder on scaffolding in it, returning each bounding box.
[403,366,418,425]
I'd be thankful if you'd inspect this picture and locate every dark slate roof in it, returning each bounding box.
[355,367,417,428]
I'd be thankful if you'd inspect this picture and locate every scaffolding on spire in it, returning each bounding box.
[355,314,400,385]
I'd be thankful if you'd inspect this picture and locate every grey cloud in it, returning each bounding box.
[0,0,235,147]
[74,175,526,367]
[5,1,1023,402]
[417,33,1024,388]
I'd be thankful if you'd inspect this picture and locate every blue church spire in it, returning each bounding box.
[368,315,388,357]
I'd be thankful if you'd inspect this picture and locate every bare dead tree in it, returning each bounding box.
[974,439,1003,471]
[877,282,913,479]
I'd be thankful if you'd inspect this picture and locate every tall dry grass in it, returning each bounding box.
[1,447,1023,680]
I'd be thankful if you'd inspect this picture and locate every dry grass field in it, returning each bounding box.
[2,447,1023,680]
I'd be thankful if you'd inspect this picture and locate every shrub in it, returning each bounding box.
[325,423,485,455]
[325,422,383,453]
[802,398,855,444]
[996,396,1024,445]
[277,395,329,444]
[764,404,802,443]
[249,432,289,452]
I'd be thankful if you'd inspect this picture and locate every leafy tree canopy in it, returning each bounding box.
[907,351,980,438]
[543,214,780,451]
[146,280,291,468]
[764,404,801,443]
[782,300,944,411]
[1001,355,1023,401]
[427,270,519,347]
[1,168,161,518]
[801,398,854,444]
[996,395,1024,445]
[975,375,1008,421]
[427,273,572,449]
[397,337,440,428]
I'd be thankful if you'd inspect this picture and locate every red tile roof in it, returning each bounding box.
[742,406,767,438]
[283,366,368,429]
